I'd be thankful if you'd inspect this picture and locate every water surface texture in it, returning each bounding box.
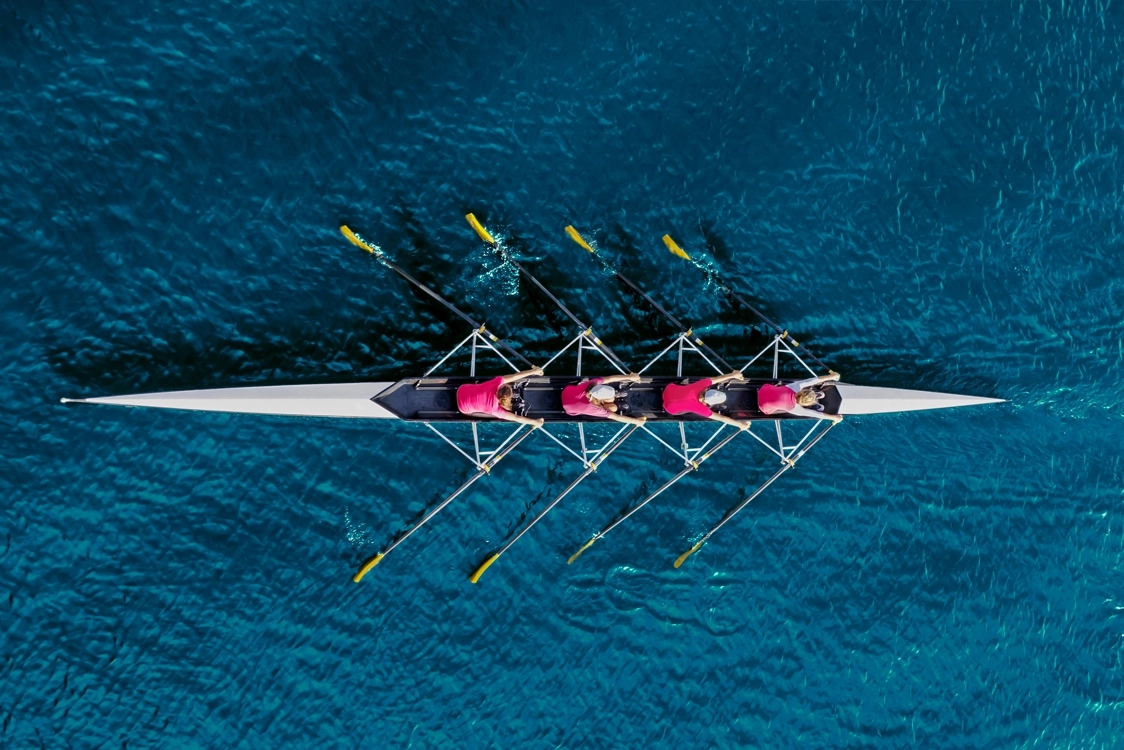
[3,1,1123,747]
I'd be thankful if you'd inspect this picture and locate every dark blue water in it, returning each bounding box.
[4,1,1123,746]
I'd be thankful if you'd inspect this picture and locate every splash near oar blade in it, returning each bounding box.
[341,225,378,254]
[465,213,497,245]
[673,541,703,569]
[469,553,500,584]
[352,552,385,582]
[565,225,595,253]
[663,234,691,261]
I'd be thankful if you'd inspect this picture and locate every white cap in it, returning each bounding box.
[702,389,726,405]
[590,385,617,401]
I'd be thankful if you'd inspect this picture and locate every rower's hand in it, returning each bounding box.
[532,367,545,376]
[827,371,841,381]
[635,416,648,425]
[737,420,751,431]
[628,373,642,382]
[731,371,745,381]
[829,414,843,424]
[531,417,545,429]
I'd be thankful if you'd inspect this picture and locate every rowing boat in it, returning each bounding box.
[60,377,1001,420]
[62,216,1004,582]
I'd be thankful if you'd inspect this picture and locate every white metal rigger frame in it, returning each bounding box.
[378,283,649,576]
[355,217,839,577]
[568,329,836,564]
[421,324,632,474]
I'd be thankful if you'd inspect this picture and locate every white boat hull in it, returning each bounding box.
[62,382,398,419]
[834,383,1004,415]
[63,380,1003,419]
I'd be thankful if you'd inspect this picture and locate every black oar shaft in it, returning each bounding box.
[701,462,791,541]
[341,225,533,369]
[661,231,831,372]
[353,426,535,581]
[674,420,838,568]
[708,421,837,539]
[470,424,639,582]
[593,428,743,540]
[500,424,638,553]
[466,215,629,372]
[564,226,733,372]
[509,256,586,331]
[617,269,734,371]
[508,257,630,371]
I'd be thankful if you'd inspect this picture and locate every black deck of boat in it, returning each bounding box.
[373,376,841,422]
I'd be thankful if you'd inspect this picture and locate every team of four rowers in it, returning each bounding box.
[456,369,844,429]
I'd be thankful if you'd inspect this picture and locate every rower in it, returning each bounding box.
[561,373,647,426]
[757,372,843,422]
[456,367,545,428]
[662,371,750,430]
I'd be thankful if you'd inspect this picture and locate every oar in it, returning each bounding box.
[465,214,630,373]
[672,420,837,568]
[567,428,743,564]
[353,425,536,582]
[662,233,829,371]
[564,226,734,372]
[469,424,640,583]
[341,225,533,369]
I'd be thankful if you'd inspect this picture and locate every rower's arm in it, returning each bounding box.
[502,367,545,384]
[791,372,841,390]
[599,373,642,385]
[708,413,750,430]
[790,405,842,422]
[606,412,646,426]
[710,371,745,385]
[496,411,544,428]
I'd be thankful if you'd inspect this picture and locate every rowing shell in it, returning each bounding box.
[61,377,1002,420]
[60,217,1007,582]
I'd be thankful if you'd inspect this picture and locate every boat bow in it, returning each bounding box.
[834,383,1004,415]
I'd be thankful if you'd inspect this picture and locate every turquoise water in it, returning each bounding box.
[4,1,1124,746]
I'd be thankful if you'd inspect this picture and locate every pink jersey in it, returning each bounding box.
[561,377,608,418]
[456,376,508,418]
[662,378,714,417]
[757,384,796,415]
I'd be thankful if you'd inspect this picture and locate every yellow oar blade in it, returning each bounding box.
[341,225,378,254]
[468,553,500,584]
[567,536,597,564]
[673,541,703,569]
[352,552,385,582]
[565,225,595,253]
[465,213,497,245]
[662,234,691,261]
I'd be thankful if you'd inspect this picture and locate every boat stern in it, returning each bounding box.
[61,382,399,419]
